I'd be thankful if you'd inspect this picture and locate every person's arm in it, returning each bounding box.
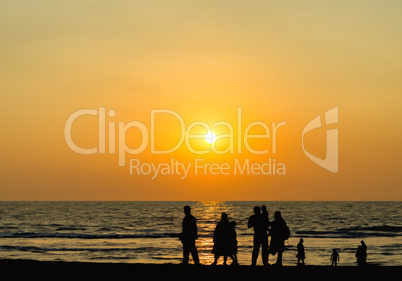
[193,217,198,239]
[180,218,185,241]
[247,216,253,228]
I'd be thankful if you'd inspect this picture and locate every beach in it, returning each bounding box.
[1,259,400,278]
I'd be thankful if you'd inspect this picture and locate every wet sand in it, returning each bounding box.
[0,259,400,278]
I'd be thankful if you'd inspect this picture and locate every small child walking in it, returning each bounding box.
[330,249,340,266]
[296,238,305,265]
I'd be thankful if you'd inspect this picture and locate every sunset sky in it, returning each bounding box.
[1,1,401,200]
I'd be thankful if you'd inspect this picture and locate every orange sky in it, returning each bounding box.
[0,1,401,200]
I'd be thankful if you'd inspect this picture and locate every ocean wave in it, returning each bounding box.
[152,256,181,260]
[337,225,402,232]
[0,232,181,239]
[295,225,402,238]
[56,227,87,231]
[0,245,152,253]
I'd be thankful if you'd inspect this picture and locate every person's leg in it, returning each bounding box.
[223,255,228,265]
[182,243,190,264]
[262,237,269,265]
[276,252,283,266]
[212,254,219,265]
[232,254,238,265]
[190,242,199,264]
[251,237,260,265]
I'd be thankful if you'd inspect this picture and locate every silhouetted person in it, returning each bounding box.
[212,212,230,265]
[331,249,339,266]
[296,238,305,265]
[356,240,367,266]
[269,211,289,266]
[248,206,269,266]
[180,205,199,265]
[211,213,238,266]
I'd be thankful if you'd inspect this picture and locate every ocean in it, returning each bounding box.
[0,201,401,266]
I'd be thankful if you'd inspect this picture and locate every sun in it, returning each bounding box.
[205,131,217,144]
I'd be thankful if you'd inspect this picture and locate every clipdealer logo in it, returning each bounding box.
[302,106,339,173]
[64,106,338,178]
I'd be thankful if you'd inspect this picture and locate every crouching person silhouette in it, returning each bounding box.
[180,205,200,265]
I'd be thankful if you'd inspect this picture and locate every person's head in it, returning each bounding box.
[230,221,237,227]
[254,206,260,214]
[361,240,365,246]
[221,212,228,221]
[261,205,267,212]
[300,238,304,243]
[333,249,337,252]
[184,205,191,215]
[274,211,282,220]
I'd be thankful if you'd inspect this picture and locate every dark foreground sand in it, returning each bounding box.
[1,259,400,278]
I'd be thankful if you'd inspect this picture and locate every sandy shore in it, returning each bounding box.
[0,259,400,278]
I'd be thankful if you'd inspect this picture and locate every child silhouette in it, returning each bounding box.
[296,238,305,265]
[330,249,339,266]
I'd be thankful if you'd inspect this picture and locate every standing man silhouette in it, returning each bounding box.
[180,205,200,265]
[248,206,269,266]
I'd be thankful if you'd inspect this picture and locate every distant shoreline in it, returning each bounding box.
[1,259,400,278]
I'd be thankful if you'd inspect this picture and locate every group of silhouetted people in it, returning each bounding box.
[180,205,290,266]
[247,205,290,266]
[179,205,368,266]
